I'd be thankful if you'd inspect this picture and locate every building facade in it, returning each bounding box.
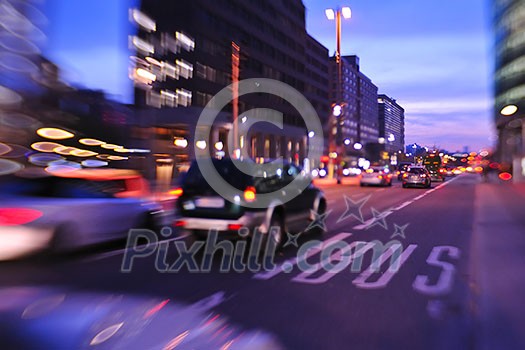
[134,0,330,171]
[329,55,379,159]
[493,0,525,178]
[378,94,405,154]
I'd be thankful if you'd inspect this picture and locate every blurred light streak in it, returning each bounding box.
[0,85,22,106]
[0,159,23,175]
[130,9,156,32]
[0,142,12,156]
[90,322,124,346]
[143,299,170,319]
[79,138,106,146]
[36,128,74,140]
[0,208,42,226]
[31,142,62,153]
[163,330,189,350]
[70,149,98,157]
[21,294,65,319]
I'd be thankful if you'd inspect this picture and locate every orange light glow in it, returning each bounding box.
[31,142,62,153]
[168,188,183,197]
[36,127,74,140]
[474,166,483,173]
[244,186,256,202]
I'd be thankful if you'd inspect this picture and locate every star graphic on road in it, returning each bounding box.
[283,231,301,248]
[366,208,389,230]
[305,209,332,233]
[390,223,409,239]
[337,194,370,224]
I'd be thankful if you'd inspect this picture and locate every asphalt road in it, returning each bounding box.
[0,174,481,349]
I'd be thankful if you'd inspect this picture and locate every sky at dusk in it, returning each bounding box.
[43,0,495,152]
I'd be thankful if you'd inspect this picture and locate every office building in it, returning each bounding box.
[493,0,525,178]
[378,94,405,154]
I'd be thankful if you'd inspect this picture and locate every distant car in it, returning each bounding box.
[397,162,413,180]
[360,166,392,187]
[175,159,326,245]
[0,169,164,260]
[402,166,431,188]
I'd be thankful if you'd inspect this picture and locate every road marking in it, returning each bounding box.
[252,232,352,280]
[352,244,417,289]
[352,210,393,230]
[393,201,413,211]
[413,246,460,296]
[292,240,367,284]
[82,233,190,262]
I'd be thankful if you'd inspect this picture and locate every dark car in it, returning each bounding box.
[402,166,431,188]
[175,159,326,246]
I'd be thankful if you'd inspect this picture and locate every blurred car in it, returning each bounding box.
[396,162,413,180]
[0,286,283,349]
[0,169,165,260]
[402,166,431,188]
[175,159,326,244]
[360,166,392,187]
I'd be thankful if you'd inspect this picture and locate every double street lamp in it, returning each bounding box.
[325,6,351,182]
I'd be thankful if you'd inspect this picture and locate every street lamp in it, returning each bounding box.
[326,6,351,183]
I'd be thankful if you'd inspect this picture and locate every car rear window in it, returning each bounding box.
[408,168,426,174]
[183,159,253,191]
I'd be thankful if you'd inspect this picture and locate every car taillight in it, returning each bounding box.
[402,173,408,178]
[174,220,186,227]
[244,186,256,202]
[168,187,183,198]
[377,175,383,179]
[0,208,43,226]
[228,224,243,231]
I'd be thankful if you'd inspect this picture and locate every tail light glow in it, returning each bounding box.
[0,208,43,226]
[228,224,243,231]
[174,220,186,227]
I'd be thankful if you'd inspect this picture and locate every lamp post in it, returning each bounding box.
[326,6,351,183]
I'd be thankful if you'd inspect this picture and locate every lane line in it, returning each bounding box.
[252,232,352,280]
[81,233,190,262]
[352,210,393,230]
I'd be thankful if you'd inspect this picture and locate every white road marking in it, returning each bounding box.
[292,240,368,284]
[352,210,393,230]
[352,244,417,289]
[413,246,461,296]
[393,201,413,211]
[82,233,190,262]
[252,232,352,280]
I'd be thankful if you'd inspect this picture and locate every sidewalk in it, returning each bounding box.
[312,176,360,186]
[471,180,525,349]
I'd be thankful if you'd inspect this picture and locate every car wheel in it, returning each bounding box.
[266,213,284,250]
[360,183,365,187]
[310,199,327,236]
[402,184,407,188]
[388,180,392,187]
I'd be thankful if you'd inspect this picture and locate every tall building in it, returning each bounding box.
[378,94,405,154]
[134,0,330,168]
[493,0,525,174]
[329,55,379,159]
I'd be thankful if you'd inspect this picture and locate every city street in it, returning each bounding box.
[2,173,522,349]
